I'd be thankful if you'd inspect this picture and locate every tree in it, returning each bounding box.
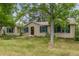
[15,3,76,48]
[15,3,30,36]
[37,3,76,48]
[0,3,16,35]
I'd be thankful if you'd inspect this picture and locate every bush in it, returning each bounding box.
[75,35,79,41]
[45,32,50,37]
[75,26,79,41]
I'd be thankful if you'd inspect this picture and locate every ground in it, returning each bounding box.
[0,36,79,56]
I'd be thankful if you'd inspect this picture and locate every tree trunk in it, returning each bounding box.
[49,19,54,48]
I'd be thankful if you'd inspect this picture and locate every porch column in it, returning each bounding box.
[14,27,18,35]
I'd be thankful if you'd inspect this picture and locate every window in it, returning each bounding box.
[65,25,70,33]
[7,27,14,33]
[40,26,47,33]
[24,27,28,33]
[54,25,70,33]
[54,25,61,32]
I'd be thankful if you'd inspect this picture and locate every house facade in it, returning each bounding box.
[22,19,76,38]
[1,18,76,38]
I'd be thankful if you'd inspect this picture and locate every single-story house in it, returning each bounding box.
[1,18,76,38]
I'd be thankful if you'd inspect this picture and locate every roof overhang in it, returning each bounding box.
[25,21,49,26]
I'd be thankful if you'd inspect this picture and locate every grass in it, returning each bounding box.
[0,36,79,56]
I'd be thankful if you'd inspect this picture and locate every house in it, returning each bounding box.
[21,18,76,38]
[1,18,76,38]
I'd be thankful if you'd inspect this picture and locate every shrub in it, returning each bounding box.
[75,26,79,41]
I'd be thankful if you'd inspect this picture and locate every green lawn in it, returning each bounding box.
[0,36,79,56]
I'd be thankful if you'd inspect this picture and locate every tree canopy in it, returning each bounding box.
[0,3,16,27]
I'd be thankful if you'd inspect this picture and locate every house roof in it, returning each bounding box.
[25,18,76,26]
[36,22,49,25]
[25,21,49,26]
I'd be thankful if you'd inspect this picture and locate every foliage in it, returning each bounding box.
[38,3,76,23]
[15,3,76,28]
[75,21,79,40]
[0,4,15,27]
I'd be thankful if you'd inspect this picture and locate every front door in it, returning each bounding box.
[31,27,34,35]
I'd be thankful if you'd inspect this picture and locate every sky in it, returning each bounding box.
[74,4,79,10]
